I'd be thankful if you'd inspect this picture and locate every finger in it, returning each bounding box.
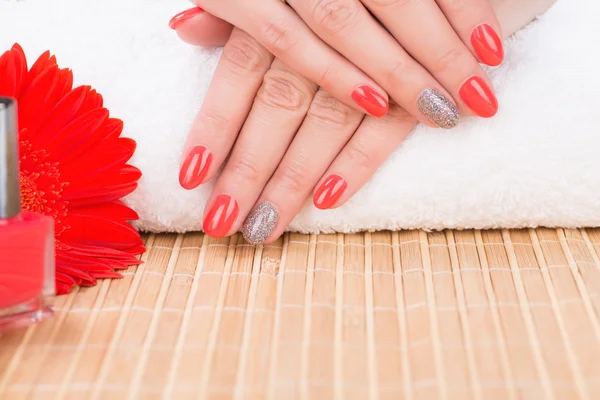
[170,7,234,47]
[179,28,273,190]
[286,0,460,128]
[241,90,364,244]
[193,0,390,118]
[363,0,499,119]
[436,0,504,66]
[202,60,319,238]
[314,104,417,210]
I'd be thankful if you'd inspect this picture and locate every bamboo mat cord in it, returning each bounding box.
[418,230,448,399]
[529,229,587,398]
[1,228,600,399]
[473,230,518,400]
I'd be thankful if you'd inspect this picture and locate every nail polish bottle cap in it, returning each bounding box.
[0,97,21,219]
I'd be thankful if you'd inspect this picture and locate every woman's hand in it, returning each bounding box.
[173,17,416,244]
[171,0,503,128]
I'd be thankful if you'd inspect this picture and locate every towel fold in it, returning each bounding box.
[1,0,599,233]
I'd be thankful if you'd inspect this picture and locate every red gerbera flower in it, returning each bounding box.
[0,43,145,295]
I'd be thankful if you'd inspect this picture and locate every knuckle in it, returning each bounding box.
[308,90,357,126]
[310,0,359,35]
[317,63,338,88]
[258,19,298,54]
[430,46,464,74]
[347,139,375,169]
[276,161,312,193]
[387,104,417,125]
[221,35,270,75]
[385,59,408,89]
[257,69,312,112]
[230,157,261,181]
[197,110,231,140]
[444,0,467,13]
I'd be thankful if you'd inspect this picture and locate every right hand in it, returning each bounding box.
[171,0,503,129]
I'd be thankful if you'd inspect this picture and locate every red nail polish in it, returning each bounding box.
[314,175,347,210]
[203,194,239,238]
[351,86,389,117]
[169,7,204,30]
[459,76,498,118]
[1,98,55,333]
[471,24,504,67]
[179,146,212,190]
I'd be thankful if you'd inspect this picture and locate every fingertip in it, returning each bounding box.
[313,174,348,210]
[179,145,213,190]
[242,202,280,245]
[351,85,390,118]
[169,7,204,30]
[172,10,233,48]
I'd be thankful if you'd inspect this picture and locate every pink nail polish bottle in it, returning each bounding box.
[0,97,55,333]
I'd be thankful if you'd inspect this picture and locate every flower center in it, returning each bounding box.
[19,140,69,236]
[20,173,45,214]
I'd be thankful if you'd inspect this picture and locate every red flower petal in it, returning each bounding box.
[56,280,74,295]
[55,270,77,287]
[60,143,135,182]
[34,85,88,139]
[62,165,141,201]
[0,49,18,97]
[19,64,61,131]
[122,245,147,255]
[40,108,109,161]
[57,69,73,97]
[61,241,145,261]
[22,50,52,92]
[101,119,125,141]
[61,212,144,248]
[66,183,139,208]
[78,88,103,113]
[70,200,139,221]
[11,44,28,95]
[57,252,131,277]
[55,263,95,284]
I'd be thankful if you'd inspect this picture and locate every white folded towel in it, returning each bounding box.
[1,0,599,233]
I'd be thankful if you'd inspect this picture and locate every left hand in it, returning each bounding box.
[172,14,417,244]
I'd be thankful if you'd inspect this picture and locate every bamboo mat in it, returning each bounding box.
[1,228,600,399]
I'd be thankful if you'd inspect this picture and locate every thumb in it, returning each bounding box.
[170,8,233,48]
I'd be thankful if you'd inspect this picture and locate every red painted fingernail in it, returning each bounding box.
[179,146,212,190]
[169,7,204,30]
[471,24,504,67]
[203,194,239,238]
[351,86,389,117]
[459,76,498,118]
[314,175,348,210]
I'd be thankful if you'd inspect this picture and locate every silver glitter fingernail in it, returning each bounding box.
[417,89,460,129]
[242,202,279,245]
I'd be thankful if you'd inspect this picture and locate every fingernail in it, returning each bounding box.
[179,146,212,190]
[417,89,460,129]
[314,175,347,210]
[459,76,498,118]
[471,24,504,67]
[351,86,389,117]
[169,7,204,30]
[242,202,279,245]
[203,194,239,238]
